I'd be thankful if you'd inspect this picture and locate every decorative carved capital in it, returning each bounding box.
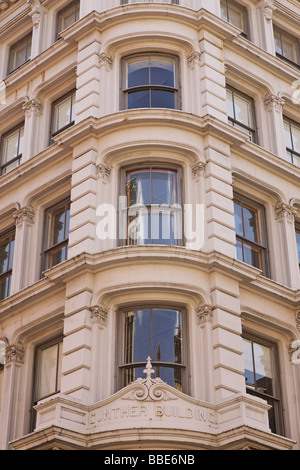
[191,162,206,180]
[196,305,213,325]
[27,0,43,28]
[22,98,43,117]
[14,206,35,226]
[296,312,300,331]
[98,53,113,70]
[96,163,111,183]
[90,305,108,326]
[289,340,300,365]
[274,202,297,222]
[5,343,25,365]
[186,51,202,69]
[264,94,285,112]
[261,1,276,22]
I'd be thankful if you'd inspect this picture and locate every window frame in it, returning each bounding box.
[0,122,24,176]
[295,224,300,271]
[117,304,187,393]
[119,163,184,247]
[226,86,257,142]
[274,26,300,68]
[0,228,15,302]
[283,116,300,167]
[220,0,248,38]
[0,340,6,370]
[121,53,180,111]
[242,332,284,436]
[56,0,80,41]
[233,193,269,276]
[7,33,32,75]
[50,90,76,142]
[42,199,70,272]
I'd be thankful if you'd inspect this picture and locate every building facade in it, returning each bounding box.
[0,0,300,451]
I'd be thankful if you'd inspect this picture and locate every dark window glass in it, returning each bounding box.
[8,34,32,74]
[0,124,24,175]
[274,28,299,67]
[234,196,268,274]
[125,167,181,245]
[123,55,178,110]
[51,91,76,140]
[242,335,283,435]
[283,118,300,168]
[121,307,184,391]
[57,0,80,39]
[0,229,15,301]
[220,0,247,36]
[43,200,70,271]
[226,87,256,142]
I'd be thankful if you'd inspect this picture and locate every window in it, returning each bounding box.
[0,340,5,369]
[43,200,70,271]
[0,229,15,301]
[122,54,179,110]
[0,123,24,175]
[220,0,247,36]
[243,334,283,435]
[8,34,32,74]
[32,337,63,429]
[274,27,300,67]
[119,306,185,391]
[122,166,182,246]
[234,195,268,274]
[296,227,300,271]
[283,117,300,167]
[50,91,76,140]
[56,1,80,40]
[226,86,256,142]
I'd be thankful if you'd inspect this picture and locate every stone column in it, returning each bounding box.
[263,94,286,157]
[90,305,109,403]
[98,53,114,117]
[257,0,276,54]
[11,206,35,294]
[0,343,25,449]
[27,0,47,58]
[22,98,43,161]
[274,202,299,289]
[194,304,214,402]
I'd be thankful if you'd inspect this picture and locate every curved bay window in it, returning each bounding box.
[243,334,284,435]
[119,307,185,391]
[122,166,182,246]
[122,54,179,110]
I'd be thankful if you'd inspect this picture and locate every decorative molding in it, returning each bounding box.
[289,340,300,365]
[261,1,276,22]
[5,343,25,365]
[264,94,285,112]
[98,53,113,71]
[0,0,19,11]
[274,202,297,222]
[296,312,300,331]
[196,305,213,325]
[96,163,112,183]
[90,305,108,326]
[191,162,206,181]
[22,98,43,117]
[14,206,35,226]
[27,0,43,28]
[122,357,177,402]
[186,51,202,69]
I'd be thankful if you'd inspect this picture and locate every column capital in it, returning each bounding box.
[13,206,35,226]
[96,163,112,183]
[260,1,276,22]
[90,305,108,326]
[289,340,300,365]
[191,162,206,181]
[98,53,113,71]
[274,202,297,222]
[5,343,26,365]
[27,0,44,28]
[264,94,285,112]
[196,304,213,325]
[22,98,43,117]
[186,51,202,69]
[296,312,300,331]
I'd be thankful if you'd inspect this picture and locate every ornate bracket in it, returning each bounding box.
[196,305,213,325]
[274,202,297,223]
[98,53,113,71]
[90,305,108,326]
[186,51,202,69]
[289,340,300,365]
[191,162,206,181]
[5,343,25,365]
[96,163,112,183]
[14,206,35,226]
[261,1,276,22]
[27,0,43,29]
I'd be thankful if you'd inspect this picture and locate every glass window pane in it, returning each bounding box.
[0,341,5,365]
[36,344,59,400]
[243,205,259,243]
[128,211,150,245]
[128,90,150,109]
[0,241,10,274]
[290,123,300,154]
[226,89,235,119]
[281,35,297,62]
[243,338,255,387]
[233,93,253,128]
[124,310,151,364]
[127,60,150,88]
[284,120,292,149]
[243,242,261,269]
[151,89,175,109]
[236,239,243,262]
[52,209,66,245]
[58,3,79,33]
[127,170,151,206]
[152,309,182,364]
[220,0,228,21]
[150,60,175,87]
[155,366,182,391]
[296,230,300,266]
[253,342,274,395]
[234,201,243,237]
[151,170,177,205]
[228,3,245,30]
[274,30,282,55]
[53,95,73,133]
[2,129,20,164]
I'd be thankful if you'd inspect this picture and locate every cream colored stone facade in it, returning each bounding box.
[0,0,299,451]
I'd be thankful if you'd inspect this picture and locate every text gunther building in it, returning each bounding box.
[0,0,300,451]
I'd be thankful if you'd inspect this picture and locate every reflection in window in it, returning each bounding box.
[0,340,6,367]
[220,0,247,36]
[283,117,300,168]
[296,227,300,271]
[120,307,184,391]
[123,55,178,110]
[274,28,299,67]
[125,167,181,245]
[226,87,256,142]
[243,335,283,435]
[57,1,80,39]
[43,200,70,271]
[51,91,76,140]
[234,195,268,274]
[1,124,24,175]
[0,229,15,301]
[8,34,32,74]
